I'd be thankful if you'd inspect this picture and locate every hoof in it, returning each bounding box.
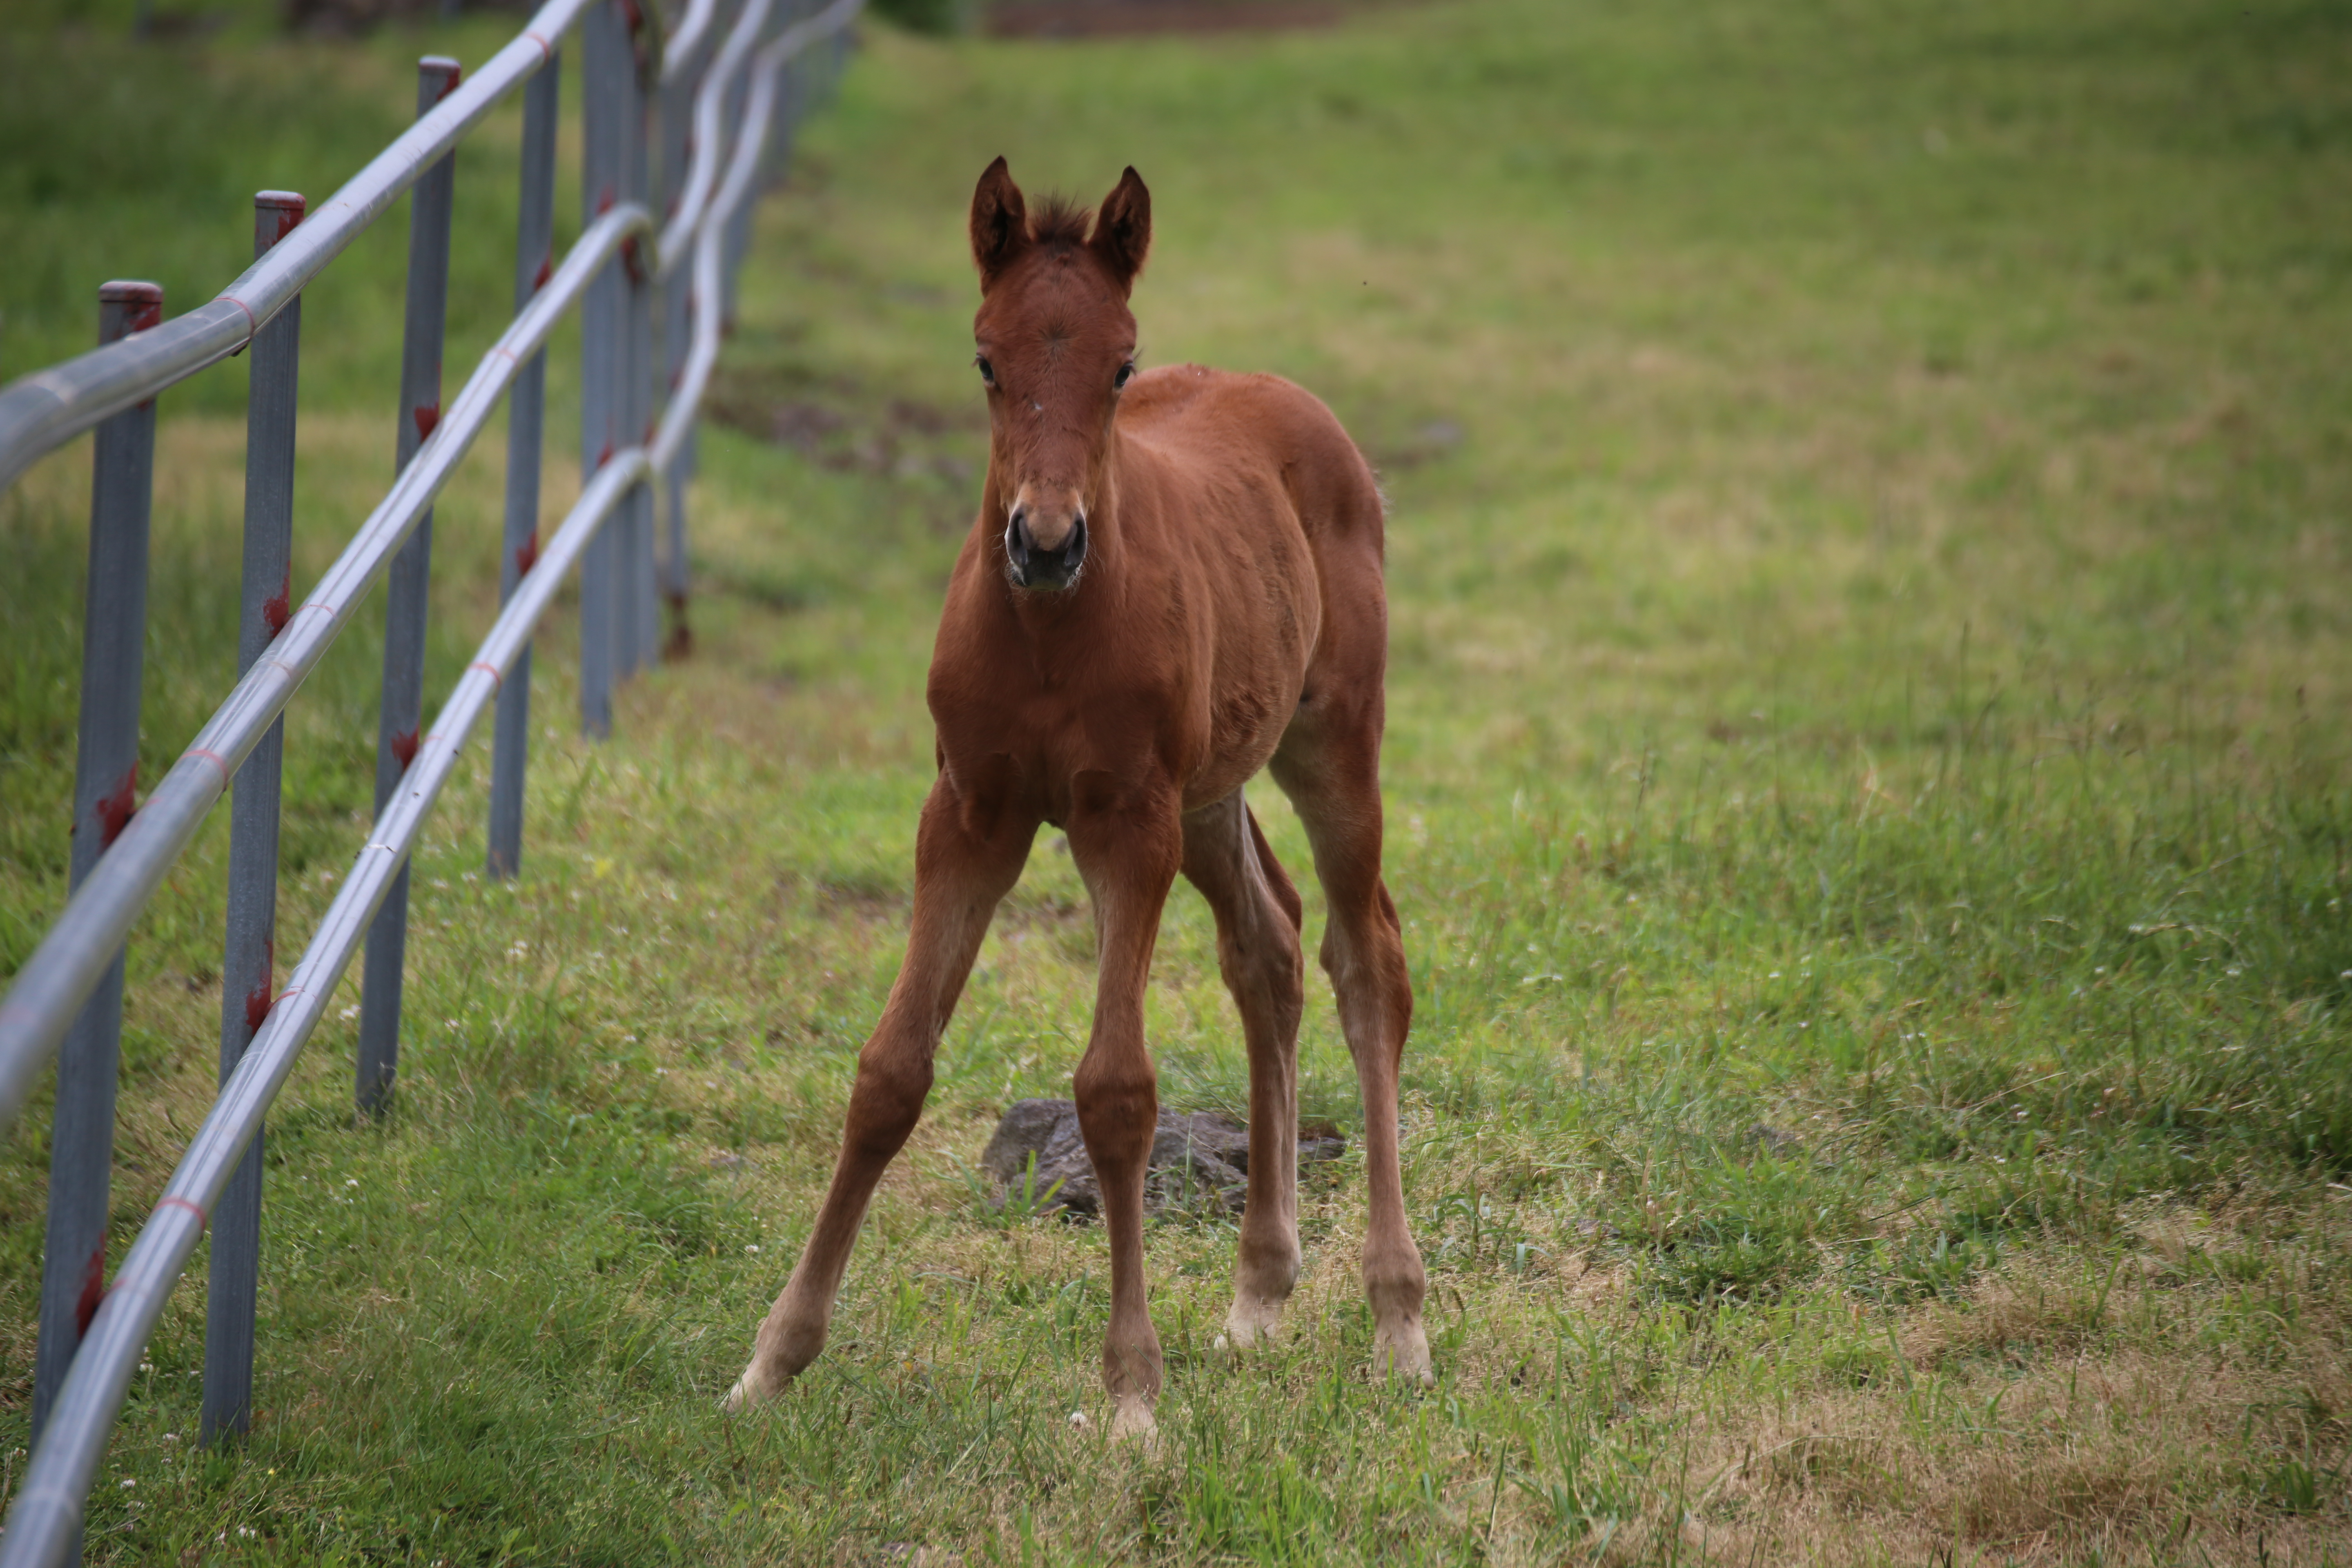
[1108,1394,1159,1444]
[722,1362,781,1414]
[1373,1320,1434,1385]
[1221,1294,1288,1354]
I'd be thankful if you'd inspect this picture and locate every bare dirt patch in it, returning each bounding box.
[708,366,982,483]
[984,0,1354,38]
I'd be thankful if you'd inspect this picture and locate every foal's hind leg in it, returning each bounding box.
[1272,734,1432,1382]
[727,773,1035,1412]
[1180,791,1307,1349]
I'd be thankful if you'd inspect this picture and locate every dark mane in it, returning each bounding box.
[1029,194,1093,252]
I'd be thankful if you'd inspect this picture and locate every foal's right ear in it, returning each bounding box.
[969,156,1029,290]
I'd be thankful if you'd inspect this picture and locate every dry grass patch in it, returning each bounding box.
[1670,1250,2352,1566]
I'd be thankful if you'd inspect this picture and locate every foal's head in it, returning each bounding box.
[967,158,1152,593]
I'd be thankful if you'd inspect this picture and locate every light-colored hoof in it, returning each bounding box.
[722,1362,779,1414]
[1108,1394,1159,1444]
[1220,1296,1288,1355]
[1374,1321,1434,1385]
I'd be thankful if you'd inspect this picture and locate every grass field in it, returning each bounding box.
[4,0,2352,1561]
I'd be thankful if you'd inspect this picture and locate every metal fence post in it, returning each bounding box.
[770,11,811,185]
[613,82,644,682]
[488,51,561,881]
[579,2,624,739]
[200,192,305,1447]
[623,18,660,684]
[719,93,756,334]
[358,56,462,1116]
[720,0,784,332]
[664,433,698,652]
[31,281,163,1497]
[657,14,698,657]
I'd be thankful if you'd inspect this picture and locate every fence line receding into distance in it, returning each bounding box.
[0,0,862,1560]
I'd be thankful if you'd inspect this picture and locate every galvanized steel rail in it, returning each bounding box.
[0,0,861,1560]
[0,453,654,1568]
[660,0,864,473]
[0,0,600,499]
[0,196,656,1141]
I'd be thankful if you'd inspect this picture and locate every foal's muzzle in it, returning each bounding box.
[1005,506,1087,591]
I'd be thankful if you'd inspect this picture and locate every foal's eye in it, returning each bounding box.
[975,356,996,386]
[1114,362,1136,391]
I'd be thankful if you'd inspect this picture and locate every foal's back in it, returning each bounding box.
[1120,363,1386,561]
[1121,365,1387,661]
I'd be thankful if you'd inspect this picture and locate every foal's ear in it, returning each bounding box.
[969,156,1029,290]
[1090,167,1151,295]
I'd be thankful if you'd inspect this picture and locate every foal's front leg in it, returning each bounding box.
[727,776,1035,1412]
[1067,785,1184,1439]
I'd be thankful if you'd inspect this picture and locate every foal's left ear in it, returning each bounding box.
[1090,167,1152,295]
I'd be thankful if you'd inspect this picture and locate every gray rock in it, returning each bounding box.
[981,1099,1071,1187]
[981,1098,1346,1218]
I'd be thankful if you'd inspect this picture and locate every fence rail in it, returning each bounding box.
[0,0,859,1559]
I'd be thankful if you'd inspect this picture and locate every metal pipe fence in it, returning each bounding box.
[201,187,310,1451]
[29,280,162,1512]
[0,0,861,1560]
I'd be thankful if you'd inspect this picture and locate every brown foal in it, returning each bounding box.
[726,159,1429,1437]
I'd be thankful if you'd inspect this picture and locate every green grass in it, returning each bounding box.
[4,0,2352,1562]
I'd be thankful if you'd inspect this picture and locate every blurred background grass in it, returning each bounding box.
[2,0,2349,1561]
